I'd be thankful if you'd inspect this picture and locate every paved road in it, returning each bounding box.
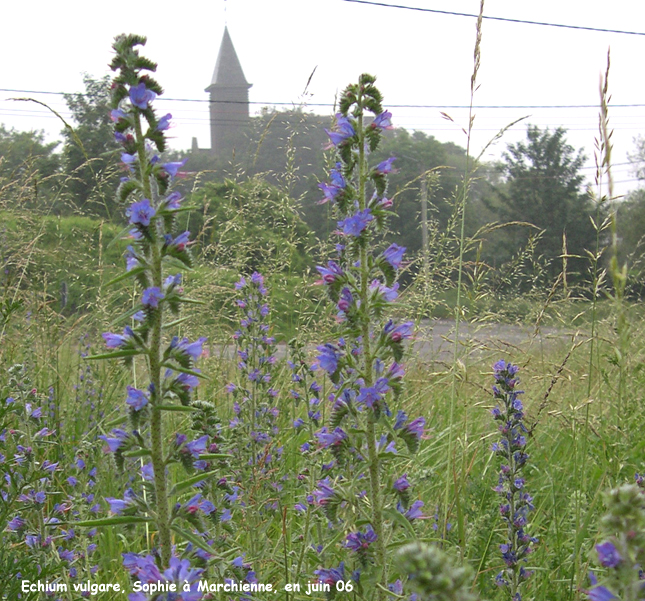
[412,319,586,361]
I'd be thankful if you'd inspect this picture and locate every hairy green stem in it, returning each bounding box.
[357,101,386,596]
[134,113,172,565]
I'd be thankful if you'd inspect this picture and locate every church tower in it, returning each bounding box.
[206,27,252,157]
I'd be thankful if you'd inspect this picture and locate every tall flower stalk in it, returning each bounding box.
[95,34,202,566]
[313,74,423,598]
[490,360,537,600]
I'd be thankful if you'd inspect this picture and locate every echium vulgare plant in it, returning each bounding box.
[585,484,645,601]
[312,74,424,598]
[96,34,207,574]
[490,360,537,600]
[225,273,283,515]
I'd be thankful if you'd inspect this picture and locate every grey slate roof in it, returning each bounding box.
[208,26,251,89]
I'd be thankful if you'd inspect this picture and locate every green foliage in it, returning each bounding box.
[62,74,122,218]
[371,129,469,252]
[0,124,61,205]
[188,176,315,274]
[494,125,596,281]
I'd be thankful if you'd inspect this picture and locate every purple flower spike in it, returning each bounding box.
[142,287,164,308]
[7,515,25,531]
[402,417,425,439]
[111,108,128,122]
[403,499,424,520]
[129,82,156,109]
[588,585,617,601]
[127,198,155,227]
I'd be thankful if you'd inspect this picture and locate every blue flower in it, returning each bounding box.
[344,525,378,551]
[161,159,187,179]
[125,386,149,411]
[102,326,134,349]
[375,157,397,174]
[315,427,347,448]
[156,113,172,131]
[325,114,355,146]
[596,541,622,568]
[129,82,156,109]
[382,243,406,269]
[127,198,155,226]
[105,497,130,515]
[316,261,344,284]
[316,344,340,375]
[142,287,164,308]
[371,111,393,130]
[338,208,373,237]
[314,562,345,586]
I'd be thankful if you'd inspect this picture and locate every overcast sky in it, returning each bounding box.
[2,0,644,198]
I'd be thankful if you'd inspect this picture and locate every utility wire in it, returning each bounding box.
[341,0,645,36]
[1,88,645,110]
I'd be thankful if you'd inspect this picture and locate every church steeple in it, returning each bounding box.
[206,27,252,157]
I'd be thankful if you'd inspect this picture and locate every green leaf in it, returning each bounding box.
[177,297,206,306]
[105,266,147,288]
[162,364,207,379]
[157,404,195,413]
[106,224,133,251]
[85,349,141,361]
[163,316,192,329]
[65,516,152,528]
[171,524,216,556]
[122,448,152,458]
[199,453,232,460]
[383,507,417,539]
[171,470,221,495]
[110,306,145,327]
[104,415,128,429]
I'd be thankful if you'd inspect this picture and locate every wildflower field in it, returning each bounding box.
[2,18,645,601]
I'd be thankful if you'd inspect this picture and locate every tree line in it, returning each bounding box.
[1,75,644,291]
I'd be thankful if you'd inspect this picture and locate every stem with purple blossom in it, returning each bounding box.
[93,34,205,568]
[313,75,424,598]
[490,360,537,600]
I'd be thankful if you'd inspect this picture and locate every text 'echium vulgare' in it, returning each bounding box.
[92,34,211,587]
[311,74,426,599]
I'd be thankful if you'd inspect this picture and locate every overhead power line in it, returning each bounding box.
[341,0,645,36]
[1,88,645,110]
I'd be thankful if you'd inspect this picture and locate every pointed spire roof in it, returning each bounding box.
[208,27,251,88]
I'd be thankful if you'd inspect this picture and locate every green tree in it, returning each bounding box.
[371,129,468,252]
[497,125,595,281]
[0,125,61,207]
[62,74,121,218]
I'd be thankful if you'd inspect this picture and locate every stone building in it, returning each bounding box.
[204,26,252,157]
